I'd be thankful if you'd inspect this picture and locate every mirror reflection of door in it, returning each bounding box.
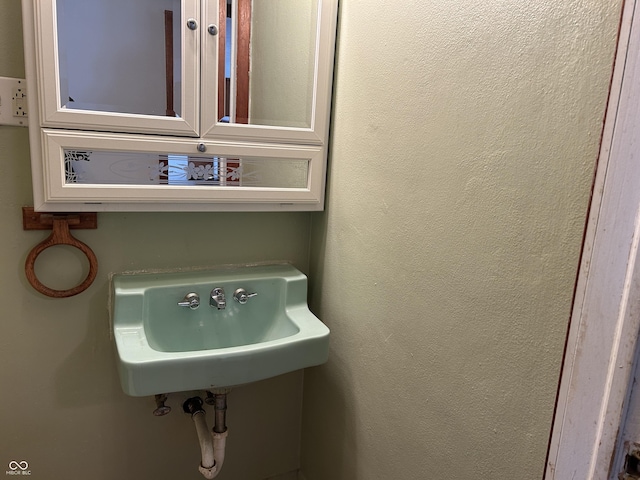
[56,0,183,118]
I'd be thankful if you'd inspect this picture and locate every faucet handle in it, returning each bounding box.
[178,292,200,310]
[233,288,257,305]
[153,394,171,416]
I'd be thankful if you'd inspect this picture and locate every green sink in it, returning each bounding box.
[111,264,329,396]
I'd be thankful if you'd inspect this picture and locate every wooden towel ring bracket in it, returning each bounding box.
[22,207,98,298]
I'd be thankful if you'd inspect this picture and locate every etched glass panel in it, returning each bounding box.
[56,0,183,117]
[64,150,309,188]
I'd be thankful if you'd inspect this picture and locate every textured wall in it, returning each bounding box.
[0,2,309,479]
[2,0,625,478]
[302,1,622,479]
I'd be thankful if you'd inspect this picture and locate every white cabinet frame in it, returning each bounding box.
[21,0,338,211]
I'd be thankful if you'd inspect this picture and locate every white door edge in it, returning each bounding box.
[545,0,640,478]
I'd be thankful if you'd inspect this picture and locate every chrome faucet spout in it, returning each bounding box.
[210,287,226,310]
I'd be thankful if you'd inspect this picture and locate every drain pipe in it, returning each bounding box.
[183,394,229,479]
[211,392,228,475]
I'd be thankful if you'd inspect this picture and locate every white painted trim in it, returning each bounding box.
[21,0,46,211]
[545,0,640,478]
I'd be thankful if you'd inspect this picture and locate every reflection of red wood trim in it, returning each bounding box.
[218,1,226,120]
[164,10,175,117]
[236,0,251,124]
[225,159,241,185]
[158,155,169,183]
[163,11,174,179]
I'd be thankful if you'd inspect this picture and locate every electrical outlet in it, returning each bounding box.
[12,84,27,117]
[0,76,28,127]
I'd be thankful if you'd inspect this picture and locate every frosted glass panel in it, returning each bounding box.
[64,150,309,188]
[56,0,183,117]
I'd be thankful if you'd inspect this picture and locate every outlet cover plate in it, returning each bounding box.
[0,76,28,127]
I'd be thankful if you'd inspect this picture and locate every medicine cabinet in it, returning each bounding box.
[21,0,338,211]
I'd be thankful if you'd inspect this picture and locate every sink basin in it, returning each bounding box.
[111,264,329,396]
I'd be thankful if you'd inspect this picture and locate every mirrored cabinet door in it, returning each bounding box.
[200,0,337,144]
[33,0,200,136]
[31,0,336,143]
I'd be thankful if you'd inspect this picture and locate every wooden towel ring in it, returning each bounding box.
[24,214,98,298]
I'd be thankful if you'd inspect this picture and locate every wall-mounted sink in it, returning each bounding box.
[111,264,329,396]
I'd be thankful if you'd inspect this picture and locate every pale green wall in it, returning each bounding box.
[1,0,624,479]
[302,1,622,479]
[0,3,309,479]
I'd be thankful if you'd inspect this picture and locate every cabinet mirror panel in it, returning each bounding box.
[54,0,321,130]
[56,0,183,117]
[218,0,318,128]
